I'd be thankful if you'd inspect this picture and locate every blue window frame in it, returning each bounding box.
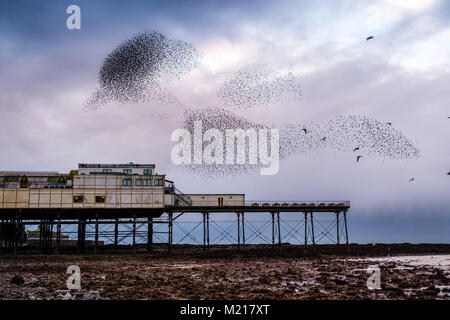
[143,179,152,186]
[122,178,131,186]
[144,169,152,175]
[135,179,142,186]
[123,169,132,174]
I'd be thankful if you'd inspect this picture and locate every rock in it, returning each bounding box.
[11,275,24,285]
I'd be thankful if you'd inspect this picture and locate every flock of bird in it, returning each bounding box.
[84,30,448,180]
[85,31,200,110]
[216,70,302,109]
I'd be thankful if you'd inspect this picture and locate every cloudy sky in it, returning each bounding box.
[0,0,449,243]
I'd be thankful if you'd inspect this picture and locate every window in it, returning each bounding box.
[73,195,83,203]
[154,179,163,186]
[123,169,132,174]
[144,169,152,175]
[20,175,28,188]
[95,196,105,203]
[103,169,112,173]
[143,179,152,186]
[218,197,224,207]
[135,179,142,186]
[122,178,132,186]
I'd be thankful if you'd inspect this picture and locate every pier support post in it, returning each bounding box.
[336,211,340,248]
[343,210,349,253]
[277,211,281,248]
[310,212,315,246]
[202,212,206,251]
[94,216,99,254]
[114,218,119,250]
[237,212,241,250]
[206,212,210,247]
[241,212,245,247]
[77,218,86,254]
[13,217,19,254]
[0,219,3,249]
[132,215,136,254]
[168,212,173,253]
[56,216,61,254]
[40,219,53,254]
[147,217,153,252]
[271,212,275,248]
[304,212,308,250]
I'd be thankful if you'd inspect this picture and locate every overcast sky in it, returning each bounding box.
[0,0,449,243]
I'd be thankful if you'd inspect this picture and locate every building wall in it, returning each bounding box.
[78,164,155,176]
[185,194,245,206]
[0,175,166,209]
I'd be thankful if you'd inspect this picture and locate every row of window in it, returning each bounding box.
[73,195,104,203]
[122,178,163,186]
[102,169,153,175]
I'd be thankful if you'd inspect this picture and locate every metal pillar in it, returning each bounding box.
[202,212,206,251]
[132,215,136,254]
[206,212,210,247]
[56,216,61,254]
[114,218,119,249]
[94,216,99,254]
[13,217,18,254]
[241,212,245,247]
[344,211,350,250]
[77,218,86,253]
[40,219,53,253]
[0,219,2,249]
[147,217,153,252]
[336,211,340,247]
[271,212,275,247]
[310,212,315,246]
[277,211,281,247]
[168,212,173,253]
[237,212,241,250]
[304,212,308,248]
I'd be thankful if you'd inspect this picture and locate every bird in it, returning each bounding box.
[353,147,360,152]
[409,178,415,182]
[366,36,374,41]
[321,136,326,141]
[357,155,362,162]
[387,122,392,126]
[302,128,308,134]
[447,171,450,175]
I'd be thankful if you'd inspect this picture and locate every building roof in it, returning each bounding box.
[0,171,60,176]
[78,163,155,169]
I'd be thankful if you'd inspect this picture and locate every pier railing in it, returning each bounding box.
[245,200,350,207]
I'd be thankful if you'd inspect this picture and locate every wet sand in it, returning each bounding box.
[0,244,449,300]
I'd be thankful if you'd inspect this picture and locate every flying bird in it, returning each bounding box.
[302,128,308,134]
[353,147,360,152]
[387,122,392,126]
[366,36,374,41]
[447,171,450,175]
[321,137,326,141]
[409,178,415,182]
[357,155,362,162]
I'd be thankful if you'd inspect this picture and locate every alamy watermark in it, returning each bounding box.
[66,265,81,290]
[171,121,280,175]
[66,5,81,30]
[366,264,381,290]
